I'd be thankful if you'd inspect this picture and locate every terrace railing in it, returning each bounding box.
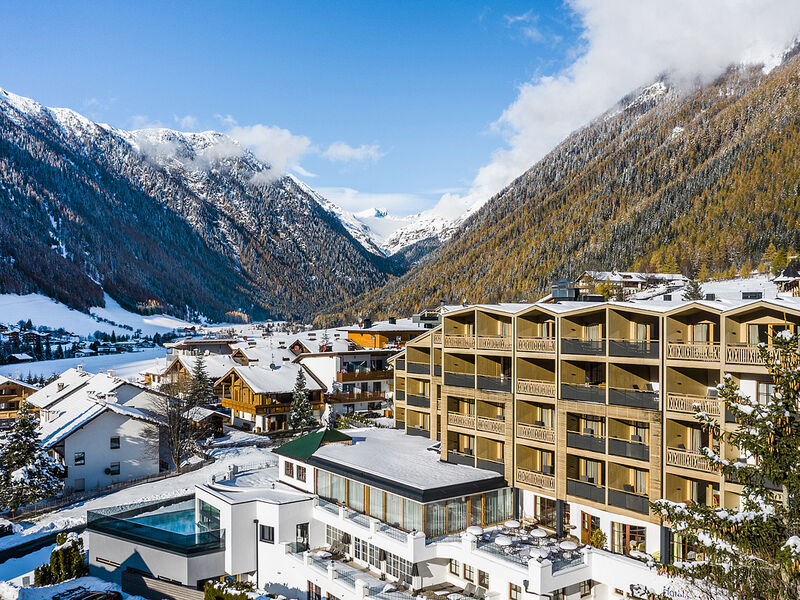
[516,337,556,353]
[516,422,555,444]
[666,342,720,362]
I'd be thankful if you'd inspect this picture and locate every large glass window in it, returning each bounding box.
[426,501,447,538]
[348,480,365,512]
[470,495,482,525]
[368,487,384,521]
[447,497,468,533]
[404,499,423,532]
[483,489,512,525]
[331,474,346,504]
[386,493,403,528]
[611,522,646,555]
[198,500,220,530]
[317,471,331,499]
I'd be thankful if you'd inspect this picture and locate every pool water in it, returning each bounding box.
[128,508,199,535]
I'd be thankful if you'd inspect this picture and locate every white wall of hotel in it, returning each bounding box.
[59,411,158,492]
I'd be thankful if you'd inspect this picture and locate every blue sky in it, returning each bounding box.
[3,2,797,218]
[0,1,580,215]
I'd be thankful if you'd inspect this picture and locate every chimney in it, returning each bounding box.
[107,370,115,377]
[363,318,373,329]
[77,364,84,373]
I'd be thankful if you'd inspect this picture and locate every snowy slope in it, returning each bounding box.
[0,347,167,382]
[0,293,192,336]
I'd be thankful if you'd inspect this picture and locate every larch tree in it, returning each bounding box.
[651,331,800,600]
[0,403,64,510]
[288,369,315,430]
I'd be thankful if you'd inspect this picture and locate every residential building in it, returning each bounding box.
[341,318,428,350]
[0,375,38,428]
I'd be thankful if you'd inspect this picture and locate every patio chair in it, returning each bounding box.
[463,583,477,597]
[474,587,487,600]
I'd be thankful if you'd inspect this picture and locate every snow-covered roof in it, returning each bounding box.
[340,318,427,333]
[219,364,324,394]
[309,428,505,501]
[580,270,687,284]
[185,406,225,421]
[175,354,237,380]
[0,374,38,390]
[26,368,94,409]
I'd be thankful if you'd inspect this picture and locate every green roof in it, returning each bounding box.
[274,428,353,461]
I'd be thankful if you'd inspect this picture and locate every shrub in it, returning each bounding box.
[204,580,252,600]
[33,533,87,586]
[589,528,607,550]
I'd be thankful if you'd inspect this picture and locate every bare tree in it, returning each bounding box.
[143,380,203,472]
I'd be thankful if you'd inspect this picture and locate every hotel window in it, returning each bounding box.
[404,499,423,532]
[368,487,385,521]
[449,559,460,575]
[385,493,403,528]
[297,466,306,482]
[579,581,593,598]
[470,495,482,525]
[109,462,120,475]
[552,589,564,600]
[74,452,85,466]
[478,570,489,589]
[285,461,294,478]
[692,323,711,344]
[458,434,474,456]
[426,500,447,538]
[483,488,512,526]
[758,382,776,405]
[463,565,474,582]
[260,525,274,543]
[308,582,321,600]
[331,474,346,504]
[447,496,468,533]
[110,436,120,449]
[611,522,646,555]
[509,584,521,600]
[584,323,601,340]
[385,552,411,581]
[348,480,365,512]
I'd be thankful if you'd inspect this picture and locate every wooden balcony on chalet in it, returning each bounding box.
[476,335,512,351]
[447,412,475,429]
[516,337,556,353]
[336,369,393,383]
[665,393,722,418]
[516,422,555,444]
[326,392,386,404]
[433,332,442,345]
[444,335,475,349]
[666,448,716,474]
[516,468,555,491]
[666,342,720,362]
[725,343,779,366]
[516,378,556,398]
[476,416,506,435]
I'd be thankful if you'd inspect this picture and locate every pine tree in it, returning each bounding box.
[186,354,213,408]
[288,369,315,430]
[0,403,64,510]
[772,247,789,276]
[682,279,704,300]
[651,331,800,599]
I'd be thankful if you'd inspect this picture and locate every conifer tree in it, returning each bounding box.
[651,331,800,599]
[186,354,214,408]
[772,247,789,276]
[0,403,64,510]
[682,279,704,300]
[696,264,711,282]
[288,369,315,430]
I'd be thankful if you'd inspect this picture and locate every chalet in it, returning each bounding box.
[576,270,687,297]
[20,330,50,344]
[7,353,33,364]
[214,363,325,432]
[164,336,237,357]
[144,353,237,388]
[340,317,427,349]
[0,375,39,429]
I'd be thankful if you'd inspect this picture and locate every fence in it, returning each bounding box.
[1,457,215,521]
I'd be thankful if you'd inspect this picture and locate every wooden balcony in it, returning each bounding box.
[326,392,386,404]
[666,448,715,474]
[477,416,506,434]
[447,412,476,429]
[433,333,442,345]
[477,336,512,351]
[336,369,393,383]
[725,343,778,366]
[516,468,555,491]
[666,342,720,362]
[516,378,556,398]
[516,337,556,353]
[665,393,721,417]
[516,422,555,444]
[444,335,474,349]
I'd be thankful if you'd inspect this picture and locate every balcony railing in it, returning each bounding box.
[477,416,506,434]
[561,383,605,404]
[477,375,512,393]
[444,372,474,388]
[608,437,650,461]
[607,488,650,514]
[726,343,778,366]
[406,394,430,408]
[516,337,556,353]
[477,336,513,351]
[433,333,442,345]
[444,335,474,349]
[326,392,386,404]
[567,432,605,453]
[608,339,659,359]
[447,450,475,466]
[476,458,505,475]
[608,387,659,411]
[395,390,405,402]
[396,359,405,371]
[666,342,720,361]
[407,362,431,375]
[666,448,715,473]
[665,393,721,417]
[561,338,605,355]
[516,468,555,491]
[516,422,555,444]
[566,478,606,503]
[336,369,393,382]
[434,365,442,377]
[516,378,556,398]
[447,412,476,429]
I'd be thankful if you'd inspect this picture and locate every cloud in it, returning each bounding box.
[228,124,313,179]
[434,0,800,221]
[504,10,533,26]
[214,113,238,127]
[322,141,385,163]
[129,114,163,129]
[292,164,318,178]
[174,114,198,130]
[317,187,432,215]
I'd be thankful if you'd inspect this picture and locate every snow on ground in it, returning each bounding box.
[0,292,192,337]
[209,426,269,447]
[0,575,146,599]
[0,348,166,382]
[0,544,53,582]
[0,444,277,553]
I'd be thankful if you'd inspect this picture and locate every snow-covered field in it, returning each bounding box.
[0,575,147,600]
[0,293,193,337]
[0,348,166,381]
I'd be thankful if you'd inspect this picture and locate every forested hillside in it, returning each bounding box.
[318,53,800,325]
[0,91,399,322]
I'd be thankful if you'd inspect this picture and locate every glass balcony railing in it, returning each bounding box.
[566,431,605,453]
[566,478,605,503]
[607,488,649,514]
[561,338,605,355]
[608,388,659,411]
[608,339,659,359]
[608,437,650,461]
[561,384,605,404]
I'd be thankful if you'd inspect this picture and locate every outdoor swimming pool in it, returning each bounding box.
[128,508,198,535]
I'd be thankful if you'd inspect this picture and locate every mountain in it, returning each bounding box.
[316,51,800,324]
[0,88,400,322]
